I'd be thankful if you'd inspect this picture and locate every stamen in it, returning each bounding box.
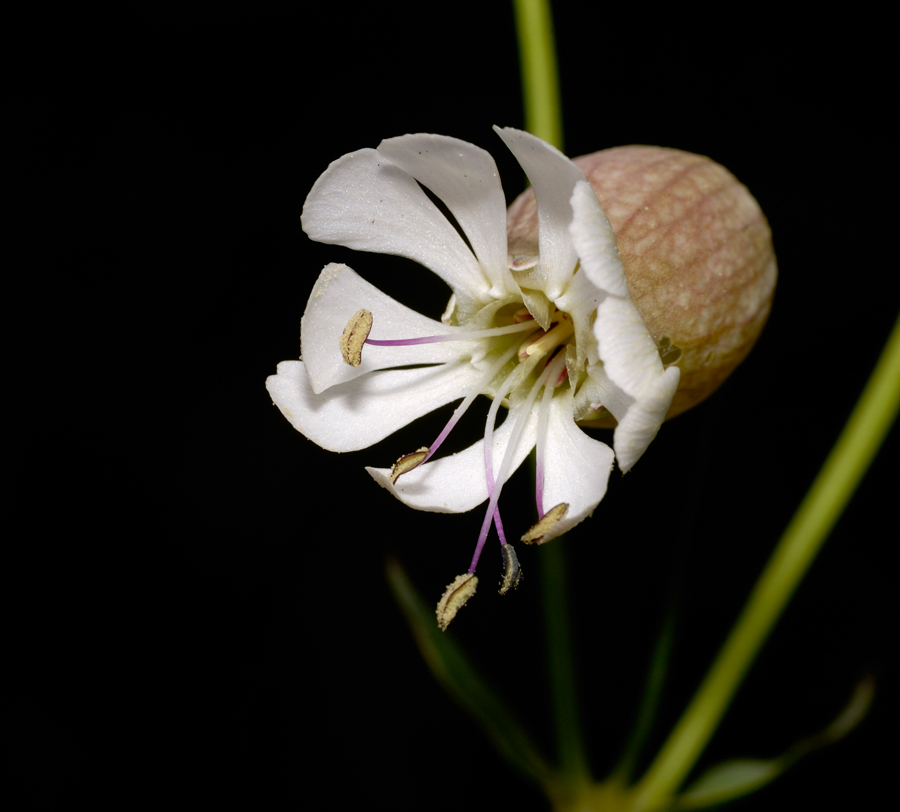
[436,573,478,631]
[499,544,522,594]
[339,309,373,367]
[391,340,524,486]
[468,361,529,572]
[365,320,537,348]
[519,314,574,360]
[424,342,522,463]
[468,355,558,573]
[390,447,429,484]
[521,503,569,545]
[481,365,518,549]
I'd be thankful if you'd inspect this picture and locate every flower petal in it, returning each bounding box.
[554,267,605,369]
[538,386,615,542]
[612,365,680,473]
[580,363,635,423]
[592,296,681,472]
[376,134,514,298]
[301,263,484,394]
[266,360,482,452]
[366,397,538,513]
[301,147,491,318]
[568,181,630,298]
[494,126,585,303]
[595,295,668,399]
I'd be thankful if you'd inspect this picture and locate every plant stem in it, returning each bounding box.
[541,540,591,783]
[514,1,589,787]
[631,311,900,812]
[512,0,563,149]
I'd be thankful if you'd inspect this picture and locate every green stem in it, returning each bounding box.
[632,311,900,812]
[514,0,588,787]
[513,0,563,149]
[541,540,591,783]
[611,605,677,784]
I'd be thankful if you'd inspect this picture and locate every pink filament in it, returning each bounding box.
[467,353,565,574]
[365,320,536,347]
[421,341,523,465]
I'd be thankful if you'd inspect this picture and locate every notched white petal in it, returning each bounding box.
[377,133,513,296]
[267,360,482,453]
[301,147,493,319]
[494,126,585,300]
[390,447,429,484]
[593,295,680,471]
[521,503,569,545]
[539,386,616,540]
[581,364,634,424]
[554,267,606,368]
[595,296,668,399]
[569,181,630,298]
[436,573,478,631]
[339,309,373,367]
[614,366,680,473]
[301,264,481,395]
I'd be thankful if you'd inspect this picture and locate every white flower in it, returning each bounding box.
[266,127,679,619]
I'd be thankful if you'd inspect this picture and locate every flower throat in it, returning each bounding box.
[340,304,576,593]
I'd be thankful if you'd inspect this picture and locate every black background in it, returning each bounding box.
[74,5,895,809]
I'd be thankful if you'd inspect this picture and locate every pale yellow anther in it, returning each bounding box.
[339,308,373,367]
[519,316,575,360]
[436,573,478,631]
[521,503,569,544]
[389,447,429,485]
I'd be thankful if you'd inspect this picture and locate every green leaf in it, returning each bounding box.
[610,601,677,783]
[674,759,782,809]
[672,675,874,809]
[385,557,554,787]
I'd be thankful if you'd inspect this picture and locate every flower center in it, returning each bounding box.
[519,311,574,362]
[341,303,577,592]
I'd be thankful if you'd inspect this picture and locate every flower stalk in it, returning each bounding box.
[510,3,899,810]
[514,0,592,794]
[513,0,563,151]
[631,310,900,811]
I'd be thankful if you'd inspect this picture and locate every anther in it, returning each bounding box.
[499,544,522,594]
[521,503,569,544]
[389,447,430,484]
[339,309,373,367]
[436,573,478,631]
[519,316,574,360]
